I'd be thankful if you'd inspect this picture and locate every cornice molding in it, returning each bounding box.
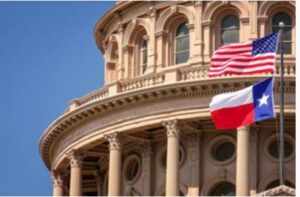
[40,76,295,169]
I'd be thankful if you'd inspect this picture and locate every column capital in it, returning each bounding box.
[104,132,122,150]
[186,130,203,147]
[67,150,83,168]
[162,119,180,138]
[51,170,64,188]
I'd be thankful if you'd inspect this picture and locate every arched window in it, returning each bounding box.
[221,15,240,45]
[272,12,292,54]
[175,23,189,64]
[209,182,235,196]
[139,38,148,74]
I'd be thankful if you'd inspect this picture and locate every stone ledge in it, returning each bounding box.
[256,185,295,196]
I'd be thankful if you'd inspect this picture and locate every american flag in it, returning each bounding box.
[209,33,279,77]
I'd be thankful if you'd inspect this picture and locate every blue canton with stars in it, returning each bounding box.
[252,33,279,56]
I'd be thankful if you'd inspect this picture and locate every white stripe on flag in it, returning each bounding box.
[209,86,253,111]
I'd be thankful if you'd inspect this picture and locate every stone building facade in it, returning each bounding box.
[40,1,295,196]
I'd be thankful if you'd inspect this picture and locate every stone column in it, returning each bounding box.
[236,126,250,196]
[163,120,180,196]
[94,170,103,196]
[105,133,122,196]
[51,171,64,196]
[68,150,83,196]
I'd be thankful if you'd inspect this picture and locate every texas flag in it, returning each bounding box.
[209,77,275,130]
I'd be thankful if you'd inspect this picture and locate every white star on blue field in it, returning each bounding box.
[0,2,114,195]
[257,93,270,107]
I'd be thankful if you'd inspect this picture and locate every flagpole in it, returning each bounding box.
[278,22,285,186]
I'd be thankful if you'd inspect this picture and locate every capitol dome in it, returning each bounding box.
[39,1,295,196]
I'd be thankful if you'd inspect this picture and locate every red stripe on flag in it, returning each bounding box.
[210,103,255,129]
[218,43,252,49]
[210,62,275,70]
[208,69,274,77]
[211,55,276,62]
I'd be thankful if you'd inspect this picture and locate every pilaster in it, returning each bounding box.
[141,142,153,195]
[146,7,157,74]
[186,130,202,196]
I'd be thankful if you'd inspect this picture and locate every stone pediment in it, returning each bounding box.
[256,185,295,196]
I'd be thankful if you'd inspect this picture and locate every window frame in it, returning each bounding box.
[139,37,148,75]
[220,15,240,46]
[174,22,190,65]
[271,12,293,55]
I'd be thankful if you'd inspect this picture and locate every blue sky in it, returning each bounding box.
[0,2,114,195]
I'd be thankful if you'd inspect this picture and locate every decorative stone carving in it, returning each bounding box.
[104,133,122,150]
[162,119,180,138]
[51,170,64,187]
[67,150,83,168]
[186,130,202,147]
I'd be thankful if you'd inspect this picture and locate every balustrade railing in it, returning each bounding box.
[68,63,295,111]
[119,73,165,92]
[77,87,109,106]
[179,66,209,81]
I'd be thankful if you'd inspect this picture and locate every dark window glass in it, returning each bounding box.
[126,157,140,181]
[213,142,235,162]
[210,182,235,196]
[272,12,292,54]
[140,39,148,74]
[221,15,240,45]
[268,140,293,159]
[175,23,189,64]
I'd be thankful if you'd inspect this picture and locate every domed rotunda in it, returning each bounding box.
[40,1,295,196]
